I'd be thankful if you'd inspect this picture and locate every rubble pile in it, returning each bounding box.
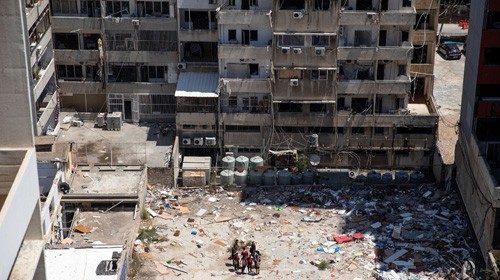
[131,183,480,279]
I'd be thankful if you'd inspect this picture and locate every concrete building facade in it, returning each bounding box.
[177,0,439,169]
[0,0,46,278]
[455,0,500,263]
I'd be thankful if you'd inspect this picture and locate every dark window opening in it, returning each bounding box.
[312,35,329,47]
[415,13,431,30]
[57,65,83,80]
[85,65,100,81]
[250,30,258,41]
[477,85,500,98]
[54,33,79,50]
[109,65,137,82]
[412,45,429,63]
[80,0,101,17]
[356,0,373,10]
[410,77,426,102]
[83,34,100,50]
[337,97,346,110]
[182,42,218,63]
[226,125,260,132]
[277,126,306,133]
[487,12,500,29]
[476,118,500,141]
[249,64,259,76]
[352,127,365,134]
[310,103,327,113]
[484,48,500,65]
[277,103,302,112]
[228,30,236,41]
[374,127,385,134]
[314,0,330,10]
[381,0,388,10]
[402,31,409,42]
[402,0,412,7]
[311,70,327,80]
[337,127,345,134]
[309,127,334,133]
[379,30,387,46]
[279,0,305,10]
[190,11,210,30]
[352,98,371,114]
[396,127,434,134]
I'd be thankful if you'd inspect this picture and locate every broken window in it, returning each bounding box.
[85,65,100,81]
[310,103,327,113]
[314,0,330,10]
[108,65,137,82]
[279,0,305,10]
[81,0,101,17]
[106,33,134,51]
[249,64,259,76]
[278,35,305,47]
[57,64,83,80]
[311,70,327,80]
[182,42,218,63]
[351,98,371,114]
[412,45,429,63]
[356,0,372,10]
[140,66,165,82]
[53,33,79,50]
[83,34,100,50]
[312,35,329,47]
[51,0,78,14]
[352,127,365,134]
[484,48,500,65]
[277,103,302,112]
[137,1,169,17]
[337,97,346,110]
[414,13,431,30]
[228,30,237,42]
[354,30,372,47]
[138,31,177,51]
[105,1,129,17]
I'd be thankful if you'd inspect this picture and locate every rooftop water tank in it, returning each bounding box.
[410,171,425,183]
[263,170,276,186]
[367,171,382,184]
[249,156,264,170]
[248,170,263,186]
[234,170,248,186]
[277,169,292,185]
[235,156,249,172]
[395,171,410,183]
[222,156,235,171]
[220,170,234,186]
[381,172,393,184]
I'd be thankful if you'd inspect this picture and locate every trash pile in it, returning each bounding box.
[243,184,480,279]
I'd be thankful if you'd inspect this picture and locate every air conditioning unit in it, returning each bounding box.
[194,137,204,146]
[281,47,290,54]
[292,11,304,19]
[339,26,344,36]
[315,47,326,56]
[293,47,302,54]
[182,138,192,145]
[205,137,216,146]
[290,79,299,87]
[367,12,378,21]
[177,63,187,70]
[132,19,140,26]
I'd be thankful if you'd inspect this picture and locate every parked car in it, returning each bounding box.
[437,43,462,60]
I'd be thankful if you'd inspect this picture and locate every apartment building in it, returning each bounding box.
[50,0,178,122]
[455,0,500,262]
[27,0,59,135]
[1,1,46,279]
[174,0,439,169]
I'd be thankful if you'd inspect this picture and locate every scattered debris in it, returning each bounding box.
[74,224,93,234]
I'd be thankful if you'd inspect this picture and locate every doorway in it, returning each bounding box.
[124,100,132,120]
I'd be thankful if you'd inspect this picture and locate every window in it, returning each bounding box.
[81,0,101,17]
[250,30,258,41]
[279,0,304,10]
[412,45,428,63]
[314,0,330,10]
[53,33,79,50]
[228,30,236,41]
[51,0,78,14]
[310,103,327,113]
[396,127,434,134]
[105,1,129,17]
[398,65,406,76]
[311,70,327,80]
[278,35,305,47]
[242,97,249,111]
[57,65,83,80]
[137,1,169,17]
[140,66,166,82]
[312,35,329,47]
[83,34,100,50]
[183,124,196,129]
[352,127,365,134]
[374,127,385,135]
[402,0,412,7]
[226,125,260,132]
[487,12,500,29]
[414,13,431,30]
[228,0,235,5]
[85,65,100,81]
[249,64,259,76]
[228,96,237,107]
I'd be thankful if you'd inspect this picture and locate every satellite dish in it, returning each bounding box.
[309,154,320,166]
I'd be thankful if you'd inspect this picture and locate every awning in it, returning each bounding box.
[175,72,219,98]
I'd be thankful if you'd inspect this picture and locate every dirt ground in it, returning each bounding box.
[129,183,479,279]
[433,51,465,165]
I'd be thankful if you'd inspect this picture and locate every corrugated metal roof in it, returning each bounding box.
[175,72,219,98]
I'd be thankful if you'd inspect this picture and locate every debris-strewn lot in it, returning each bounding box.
[130,184,479,279]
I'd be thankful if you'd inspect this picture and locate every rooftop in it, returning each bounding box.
[68,167,144,195]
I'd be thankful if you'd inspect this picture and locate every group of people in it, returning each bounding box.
[230,240,261,275]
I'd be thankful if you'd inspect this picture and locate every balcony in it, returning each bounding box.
[176,112,216,125]
[54,49,100,64]
[36,91,59,134]
[107,50,177,63]
[103,17,177,31]
[337,76,411,95]
[34,58,55,100]
[274,112,334,127]
[178,28,218,42]
[273,46,337,68]
[379,8,416,25]
[218,10,270,25]
[274,79,336,101]
[58,80,104,95]
[30,27,52,67]
[413,29,436,44]
[224,132,263,147]
[218,44,271,60]
[106,82,177,94]
[26,0,49,29]
[222,112,271,126]
[415,0,439,10]
[340,8,415,26]
[221,78,271,93]
[0,149,43,280]
[337,43,413,61]
[274,10,338,32]
[336,106,438,128]
[51,16,102,33]
[340,10,381,25]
